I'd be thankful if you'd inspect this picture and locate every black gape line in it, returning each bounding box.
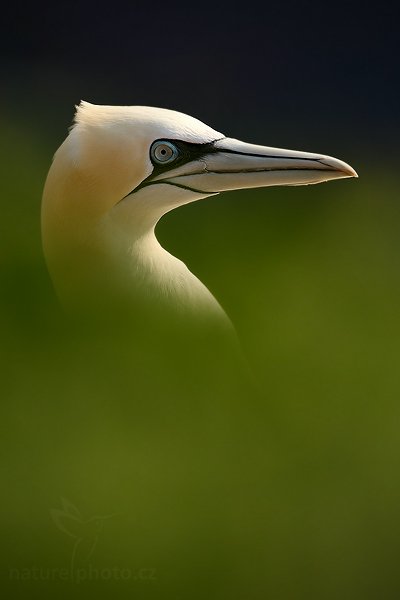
[149,138,225,176]
[120,137,336,201]
[120,138,224,200]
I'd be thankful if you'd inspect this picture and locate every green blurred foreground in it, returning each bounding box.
[1,122,400,599]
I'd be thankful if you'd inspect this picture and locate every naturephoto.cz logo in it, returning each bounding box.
[8,498,156,584]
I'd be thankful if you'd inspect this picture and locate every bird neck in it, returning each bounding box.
[107,223,227,321]
[97,186,228,322]
[45,208,226,324]
[42,160,227,322]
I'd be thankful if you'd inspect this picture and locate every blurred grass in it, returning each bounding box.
[1,118,400,599]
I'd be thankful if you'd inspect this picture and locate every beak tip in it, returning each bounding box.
[341,169,358,180]
[324,157,358,179]
[346,165,358,178]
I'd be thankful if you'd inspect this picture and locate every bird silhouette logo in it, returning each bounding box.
[50,497,116,576]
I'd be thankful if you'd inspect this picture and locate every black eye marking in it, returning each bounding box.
[121,138,224,198]
[150,139,222,173]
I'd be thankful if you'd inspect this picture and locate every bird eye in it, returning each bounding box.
[150,140,179,165]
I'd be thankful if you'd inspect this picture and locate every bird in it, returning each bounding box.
[42,101,357,332]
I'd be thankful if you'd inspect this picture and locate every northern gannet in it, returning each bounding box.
[42,102,357,326]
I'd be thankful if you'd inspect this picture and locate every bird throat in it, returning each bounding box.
[117,228,226,322]
[52,213,227,330]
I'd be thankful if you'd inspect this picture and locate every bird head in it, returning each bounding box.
[42,101,357,309]
[43,101,356,232]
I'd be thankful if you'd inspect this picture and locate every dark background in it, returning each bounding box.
[2,1,399,161]
[2,2,400,599]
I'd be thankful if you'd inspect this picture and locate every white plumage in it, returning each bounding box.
[42,101,357,324]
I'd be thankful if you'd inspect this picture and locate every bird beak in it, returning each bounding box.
[152,137,358,194]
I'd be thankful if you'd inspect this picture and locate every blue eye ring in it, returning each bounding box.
[150,140,179,165]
